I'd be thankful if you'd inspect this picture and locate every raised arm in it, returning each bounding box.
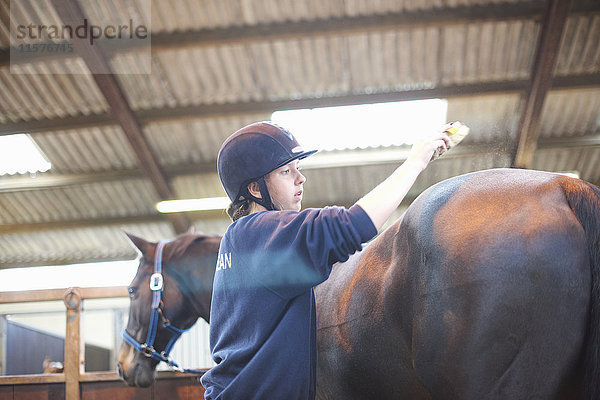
[356,128,450,232]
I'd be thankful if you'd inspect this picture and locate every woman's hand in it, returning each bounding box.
[355,123,462,231]
[406,125,451,172]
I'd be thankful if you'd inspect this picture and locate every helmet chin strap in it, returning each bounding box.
[250,177,276,211]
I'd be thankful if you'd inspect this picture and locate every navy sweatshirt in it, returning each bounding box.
[201,205,377,400]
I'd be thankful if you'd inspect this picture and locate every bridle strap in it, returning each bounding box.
[122,240,204,375]
[245,176,276,211]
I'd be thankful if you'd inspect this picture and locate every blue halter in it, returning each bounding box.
[122,240,203,374]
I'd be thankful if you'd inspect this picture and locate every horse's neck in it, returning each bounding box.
[173,255,214,324]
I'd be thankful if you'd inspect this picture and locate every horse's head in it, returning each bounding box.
[117,232,220,387]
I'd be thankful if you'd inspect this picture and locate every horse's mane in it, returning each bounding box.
[162,232,220,264]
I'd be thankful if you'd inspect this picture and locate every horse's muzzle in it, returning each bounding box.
[118,360,155,387]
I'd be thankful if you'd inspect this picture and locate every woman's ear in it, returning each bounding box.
[247,181,262,199]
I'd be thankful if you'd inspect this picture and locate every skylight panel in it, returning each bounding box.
[272,99,448,151]
[0,134,51,176]
[0,260,138,291]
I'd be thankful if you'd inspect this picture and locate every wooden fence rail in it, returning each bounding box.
[0,287,206,400]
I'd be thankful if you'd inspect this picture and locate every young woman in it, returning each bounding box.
[201,121,450,399]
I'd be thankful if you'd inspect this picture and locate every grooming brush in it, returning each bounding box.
[431,121,470,161]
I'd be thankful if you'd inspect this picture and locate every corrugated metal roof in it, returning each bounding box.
[144,113,271,166]
[447,94,521,143]
[555,14,600,75]
[0,62,108,123]
[32,126,137,173]
[0,179,158,224]
[533,147,600,182]
[539,88,600,138]
[146,0,536,31]
[111,20,544,110]
[0,0,599,268]
[0,222,171,267]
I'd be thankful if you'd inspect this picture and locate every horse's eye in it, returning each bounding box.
[128,287,137,297]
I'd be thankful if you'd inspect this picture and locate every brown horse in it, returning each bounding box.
[117,233,220,387]
[118,168,600,399]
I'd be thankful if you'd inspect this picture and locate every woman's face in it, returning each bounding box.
[265,160,306,211]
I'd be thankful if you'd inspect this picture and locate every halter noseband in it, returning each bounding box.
[122,240,199,373]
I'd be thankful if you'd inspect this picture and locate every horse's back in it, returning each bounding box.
[316,169,592,399]
[405,168,590,399]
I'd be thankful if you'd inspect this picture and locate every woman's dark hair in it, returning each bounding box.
[226,199,252,221]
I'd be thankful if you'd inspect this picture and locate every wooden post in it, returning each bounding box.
[0,315,6,375]
[64,288,84,400]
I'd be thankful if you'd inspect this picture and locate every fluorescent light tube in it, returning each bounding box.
[156,197,230,213]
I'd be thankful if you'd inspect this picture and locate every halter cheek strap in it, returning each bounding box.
[121,240,203,375]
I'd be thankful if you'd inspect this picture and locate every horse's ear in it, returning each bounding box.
[123,231,153,256]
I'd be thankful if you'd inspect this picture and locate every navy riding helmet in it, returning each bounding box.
[217,121,317,211]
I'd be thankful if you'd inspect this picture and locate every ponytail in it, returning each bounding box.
[226,199,252,221]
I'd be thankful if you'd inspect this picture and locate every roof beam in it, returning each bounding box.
[1,257,132,269]
[0,164,217,193]
[537,134,600,149]
[0,113,115,136]
[0,192,360,235]
[0,214,169,235]
[147,2,550,49]
[1,73,599,136]
[2,134,599,193]
[0,208,232,235]
[0,3,547,67]
[511,0,573,168]
[5,159,600,237]
[0,143,517,193]
[49,0,190,234]
[2,2,598,68]
[0,168,152,192]
[0,255,137,269]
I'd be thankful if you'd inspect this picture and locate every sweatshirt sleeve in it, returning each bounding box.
[233,204,377,298]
